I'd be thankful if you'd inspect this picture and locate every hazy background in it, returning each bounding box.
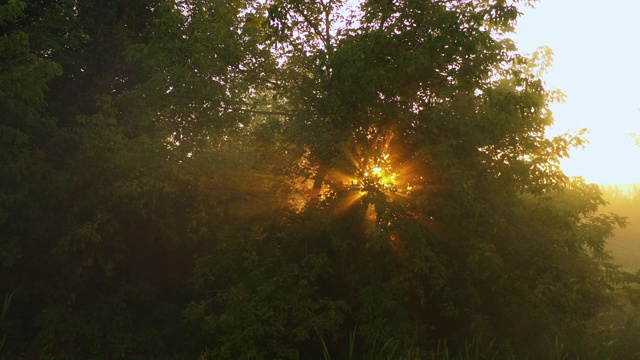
[515,0,640,185]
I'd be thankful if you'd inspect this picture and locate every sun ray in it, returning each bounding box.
[335,190,366,214]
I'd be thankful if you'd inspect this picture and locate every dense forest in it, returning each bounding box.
[2,0,640,358]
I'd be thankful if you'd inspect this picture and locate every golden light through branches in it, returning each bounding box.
[321,127,421,208]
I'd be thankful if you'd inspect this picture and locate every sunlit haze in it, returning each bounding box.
[514,0,640,185]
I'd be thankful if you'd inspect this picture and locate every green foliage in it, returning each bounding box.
[0,0,633,359]
[0,0,61,268]
[586,185,640,359]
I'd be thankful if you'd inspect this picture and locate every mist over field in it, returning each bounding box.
[601,184,640,271]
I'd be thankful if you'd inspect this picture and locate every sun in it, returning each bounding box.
[323,136,421,205]
[349,156,400,194]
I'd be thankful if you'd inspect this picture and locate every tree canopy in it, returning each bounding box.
[0,0,635,359]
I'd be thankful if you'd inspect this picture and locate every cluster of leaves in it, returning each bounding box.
[0,0,631,359]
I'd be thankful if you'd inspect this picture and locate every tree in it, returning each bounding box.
[0,0,61,268]
[1,0,269,357]
[1,0,627,358]
[0,3,64,355]
[187,1,625,358]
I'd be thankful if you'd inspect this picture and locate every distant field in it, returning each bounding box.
[606,223,640,271]
[600,183,640,271]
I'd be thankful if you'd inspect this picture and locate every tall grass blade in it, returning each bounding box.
[321,338,331,360]
[0,292,12,324]
[1,292,14,354]
[349,325,357,360]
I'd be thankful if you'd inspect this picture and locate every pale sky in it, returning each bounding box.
[513,0,640,184]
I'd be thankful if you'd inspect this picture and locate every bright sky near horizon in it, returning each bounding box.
[513,0,640,185]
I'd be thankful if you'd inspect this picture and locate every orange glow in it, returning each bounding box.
[335,190,365,214]
[323,126,427,208]
[350,154,400,194]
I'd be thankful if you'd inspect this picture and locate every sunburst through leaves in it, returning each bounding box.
[349,153,399,194]
[315,127,422,217]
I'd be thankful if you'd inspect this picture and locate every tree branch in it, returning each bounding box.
[225,107,294,116]
[291,2,330,51]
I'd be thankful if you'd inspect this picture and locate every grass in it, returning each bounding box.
[319,332,620,360]
[0,291,14,354]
